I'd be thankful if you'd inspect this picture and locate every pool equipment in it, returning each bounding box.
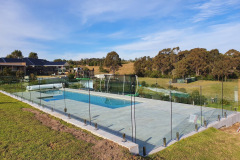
[26,83,63,91]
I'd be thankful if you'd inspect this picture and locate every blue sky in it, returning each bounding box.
[0,0,240,60]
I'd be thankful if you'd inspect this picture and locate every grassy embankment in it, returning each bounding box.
[150,127,240,160]
[0,92,132,159]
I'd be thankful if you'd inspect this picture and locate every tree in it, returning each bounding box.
[154,48,173,75]
[28,52,38,59]
[16,70,24,78]
[6,54,14,58]
[2,68,12,76]
[54,59,63,62]
[212,54,233,81]
[6,50,23,59]
[177,50,190,61]
[186,48,208,76]
[173,59,189,78]
[134,57,147,77]
[225,49,240,71]
[104,51,121,74]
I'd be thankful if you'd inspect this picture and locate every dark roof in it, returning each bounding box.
[0,58,25,63]
[0,58,5,62]
[0,57,67,67]
[44,61,67,66]
[23,58,47,66]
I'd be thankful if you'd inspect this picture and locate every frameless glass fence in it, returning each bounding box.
[0,76,239,155]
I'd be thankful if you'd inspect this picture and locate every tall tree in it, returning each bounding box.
[28,52,38,59]
[6,50,23,59]
[177,50,190,61]
[186,48,208,76]
[104,51,121,74]
[173,59,189,78]
[134,56,148,77]
[212,54,233,81]
[225,49,240,71]
[154,48,175,75]
[53,59,65,62]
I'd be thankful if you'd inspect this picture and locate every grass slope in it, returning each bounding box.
[0,93,93,159]
[150,127,240,160]
[81,62,135,75]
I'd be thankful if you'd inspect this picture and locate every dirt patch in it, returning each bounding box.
[219,122,240,135]
[22,108,140,160]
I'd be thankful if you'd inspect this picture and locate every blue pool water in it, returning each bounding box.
[41,90,138,109]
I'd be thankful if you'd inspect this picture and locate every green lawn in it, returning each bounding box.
[0,93,92,159]
[150,127,240,160]
[139,77,239,106]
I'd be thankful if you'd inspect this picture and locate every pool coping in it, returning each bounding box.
[0,90,139,155]
[63,88,146,103]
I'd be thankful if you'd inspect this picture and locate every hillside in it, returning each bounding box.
[81,62,135,75]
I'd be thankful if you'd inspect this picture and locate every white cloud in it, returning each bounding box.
[0,0,239,61]
[0,1,55,40]
[192,0,240,22]
[70,0,182,23]
[0,0,68,57]
[110,22,240,59]
[41,22,240,60]
[53,51,107,61]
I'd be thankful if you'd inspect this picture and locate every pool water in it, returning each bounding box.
[41,90,138,109]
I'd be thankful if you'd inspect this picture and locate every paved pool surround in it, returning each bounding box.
[1,89,239,156]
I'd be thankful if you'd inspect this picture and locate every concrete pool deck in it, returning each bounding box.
[1,88,238,155]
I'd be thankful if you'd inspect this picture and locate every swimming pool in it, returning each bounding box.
[41,90,138,109]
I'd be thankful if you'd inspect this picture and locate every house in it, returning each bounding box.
[0,58,26,74]
[72,67,94,78]
[0,58,69,76]
[41,61,69,75]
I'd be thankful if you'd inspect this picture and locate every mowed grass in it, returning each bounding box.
[150,127,240,160]
[0,93,96,160]
[139,77,239,101]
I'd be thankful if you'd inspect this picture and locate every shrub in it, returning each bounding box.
[68,73,75,79]
[141,81,148,87]
[30,73,37,80]
[179,88,187,93]
[69,83,82,89]
[16,70,24,79]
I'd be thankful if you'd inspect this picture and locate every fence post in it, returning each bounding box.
[176,132,180,141]
[200,86,202,126]
[169,80,172,140]
[134,80,136,143]
[222,77,223,117]
[88,79,91,125]
[29,79,31,101]
[40,82,42,106]
[21,78,23,100]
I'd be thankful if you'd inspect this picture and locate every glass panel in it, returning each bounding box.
[91,75,134,141]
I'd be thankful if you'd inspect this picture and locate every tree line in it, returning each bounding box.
[134,47,240,80]
[6,50,38,59]
[4,48,240,80]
